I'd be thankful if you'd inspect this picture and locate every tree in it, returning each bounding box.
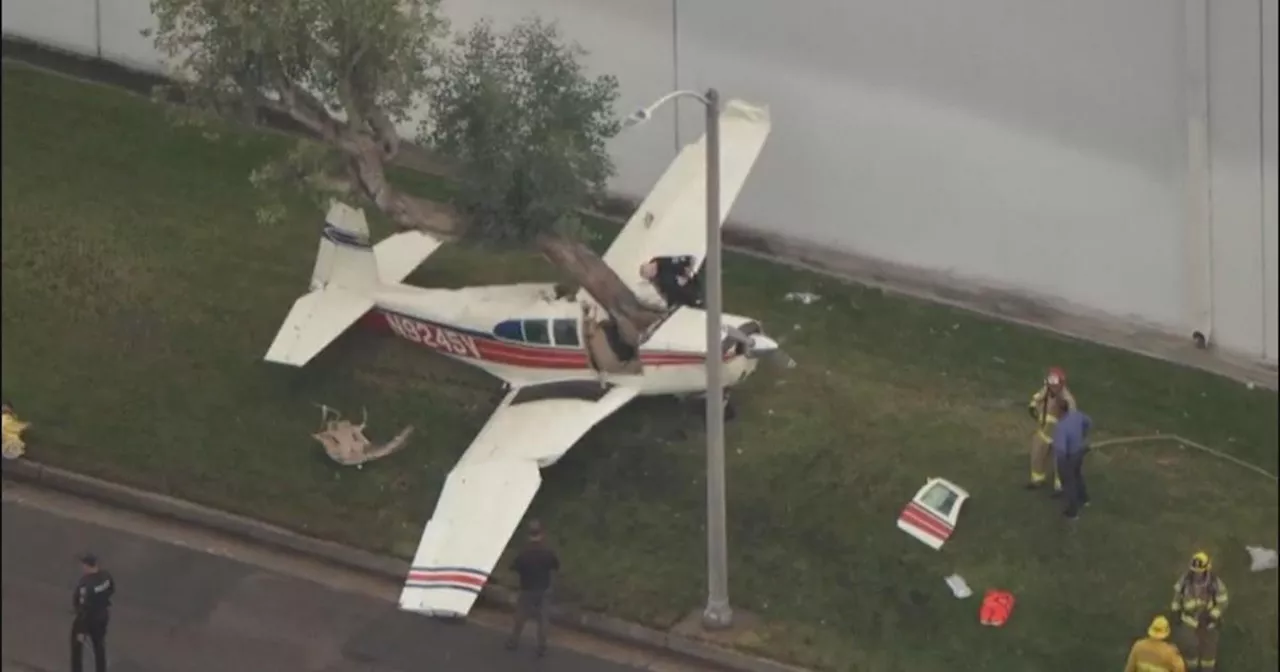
[147,1,664,347]
[422,17,665,347]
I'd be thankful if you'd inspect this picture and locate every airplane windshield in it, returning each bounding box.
[920,483,959,517]
[552,319,580,346]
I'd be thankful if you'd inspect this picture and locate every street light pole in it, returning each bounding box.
[622,87,732,629]
[700,87,733,630]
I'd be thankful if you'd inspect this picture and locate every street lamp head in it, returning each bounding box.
[623,107,652,128]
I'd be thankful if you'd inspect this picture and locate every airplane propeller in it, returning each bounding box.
[722,325,796,371]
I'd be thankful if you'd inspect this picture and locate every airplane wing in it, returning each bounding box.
[579,99,772,308]
[398,381,639,618]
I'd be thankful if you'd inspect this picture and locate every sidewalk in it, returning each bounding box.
[0,480,711,672]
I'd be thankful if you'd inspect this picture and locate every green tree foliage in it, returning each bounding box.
[422,17,621,246]
[417,17,663,346]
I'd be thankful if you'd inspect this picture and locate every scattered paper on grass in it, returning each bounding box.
[784,292,821,304]
[945,574,972,599]
[312,404,413,467]
[1246,546,1277,572]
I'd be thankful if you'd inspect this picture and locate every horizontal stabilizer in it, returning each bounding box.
[265,203,444,368]
[264,288,374,367]
[375,230,443,286]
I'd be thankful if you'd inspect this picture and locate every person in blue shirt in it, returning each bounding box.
[1051,396,1093,519]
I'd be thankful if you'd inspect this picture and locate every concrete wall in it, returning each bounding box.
[1263,0,1279,364]
[3,0,1277,365]
[1203,0,1275,363]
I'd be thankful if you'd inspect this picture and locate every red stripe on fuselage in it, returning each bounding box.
[476,340,589,369]
[370,309,710,370]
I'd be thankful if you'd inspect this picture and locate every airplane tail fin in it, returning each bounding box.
[264,202,443,367]
[310,201,381,292]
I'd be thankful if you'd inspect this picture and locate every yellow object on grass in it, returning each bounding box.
[2,409,30,459]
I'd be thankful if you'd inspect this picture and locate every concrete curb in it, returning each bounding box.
[1,458,808,672]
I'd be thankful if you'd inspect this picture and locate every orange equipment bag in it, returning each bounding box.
[979,589,1016,627]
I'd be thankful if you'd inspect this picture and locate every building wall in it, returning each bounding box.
[1263,0,1280,364]
[3,0,1276,364]
[1205,0,1270,361]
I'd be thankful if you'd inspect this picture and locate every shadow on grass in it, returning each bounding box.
[2,62,1277,672]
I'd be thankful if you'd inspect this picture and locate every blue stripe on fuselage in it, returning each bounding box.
[322,224,372,248]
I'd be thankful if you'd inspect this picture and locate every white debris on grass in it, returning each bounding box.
[311,404,413,467]
[1246,546,1277,572]
[945,574,973,599]
[784,291,821,304]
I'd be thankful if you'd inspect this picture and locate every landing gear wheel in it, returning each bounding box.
[683,392,736,421]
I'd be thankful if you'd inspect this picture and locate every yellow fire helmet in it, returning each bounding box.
[1190,551,1212,573]
[1148,615,1171,640]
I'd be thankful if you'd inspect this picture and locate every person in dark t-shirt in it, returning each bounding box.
[640,255,704,309]
[71,553,114,672]
[504,520,560,657]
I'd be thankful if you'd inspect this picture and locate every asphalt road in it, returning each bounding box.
[1,496,650,672]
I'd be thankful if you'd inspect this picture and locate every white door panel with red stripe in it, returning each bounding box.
[897,478,969,551]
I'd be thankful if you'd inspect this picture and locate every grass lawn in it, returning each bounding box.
[3,62,1277,672]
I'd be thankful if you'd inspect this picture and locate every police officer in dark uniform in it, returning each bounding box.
[71,553,114,672]
[504,520,560,658]
[640,255,704,309]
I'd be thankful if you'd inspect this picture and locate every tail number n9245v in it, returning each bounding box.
[385,313,481,359]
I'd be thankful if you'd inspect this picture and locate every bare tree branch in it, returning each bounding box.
[384,191,461,237]
[335,76,365,136]
[280,81,347,142]
[367,106,401,160]
[343,139,459,237]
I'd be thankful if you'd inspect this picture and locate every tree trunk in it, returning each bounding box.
[536,233,666,347]
[346,140,461,238]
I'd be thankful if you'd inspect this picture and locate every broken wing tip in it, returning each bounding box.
[263,346,309,367]
[724,98,771,124]
[398,591,478,620]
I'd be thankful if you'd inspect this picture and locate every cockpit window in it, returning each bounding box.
[552,319,580,347]
[522,319,550,344]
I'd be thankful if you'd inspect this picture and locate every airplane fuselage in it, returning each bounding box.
[366,281,762,396]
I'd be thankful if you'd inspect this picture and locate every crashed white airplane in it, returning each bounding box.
[263,99,775,619]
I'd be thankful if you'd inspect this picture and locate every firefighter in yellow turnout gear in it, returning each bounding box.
[1124,615,1186,672]
[2,400,30,460]
[1170,552,1228,671]
[1025,366,1076,492]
